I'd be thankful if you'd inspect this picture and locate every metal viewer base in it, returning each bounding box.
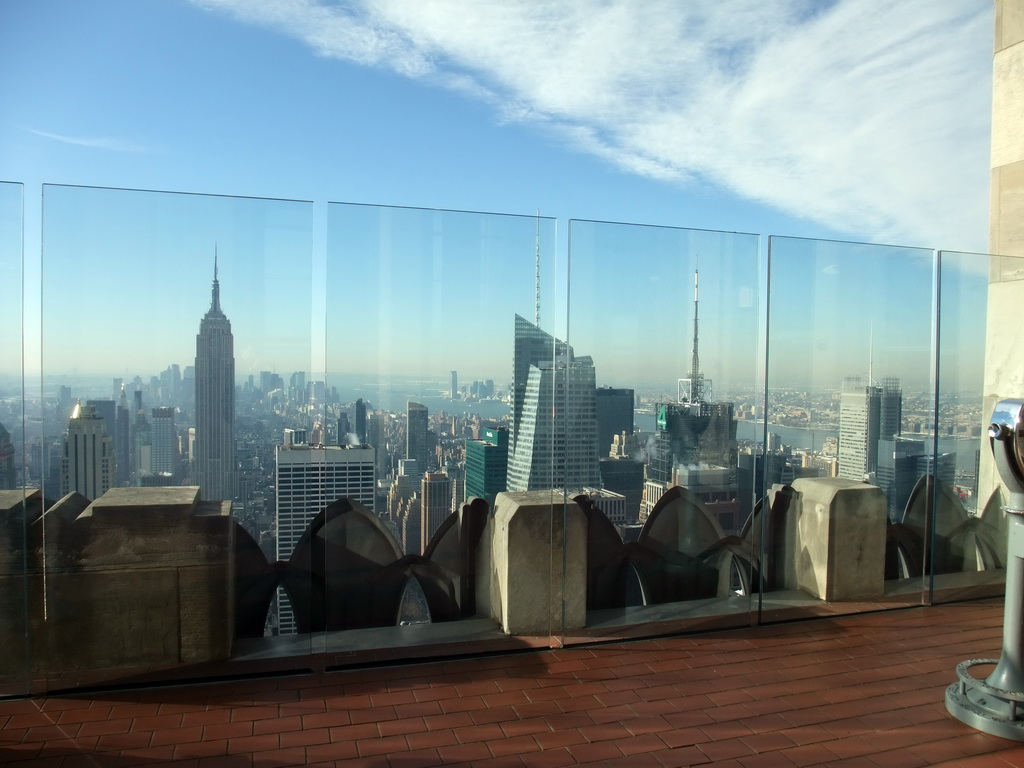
[946,659,1024,740]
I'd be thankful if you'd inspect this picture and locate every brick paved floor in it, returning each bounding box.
[3,599,1024,767]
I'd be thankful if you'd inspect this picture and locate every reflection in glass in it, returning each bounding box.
[929,250,1016,602]
[0,182,27,697]
[568,220,760,633]
[766,236,948,619]
[39,185,314,688]
[323,203,562,646]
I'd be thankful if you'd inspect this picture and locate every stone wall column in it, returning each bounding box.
[479,492,587,636]
[981,1,1024,509]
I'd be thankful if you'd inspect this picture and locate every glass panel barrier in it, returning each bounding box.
[931,250,1024,603]
[39,185,314,690]
[764,236,934,621]
[565,220,761,639]
[324,203,562,663]
[0,181,28,698]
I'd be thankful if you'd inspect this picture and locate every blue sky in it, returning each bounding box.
[0,0,995,390]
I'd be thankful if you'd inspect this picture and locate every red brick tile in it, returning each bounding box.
[368,689,416,707]
[120,744,179,764]
[453,722,505,743]
[301,710,353,730]
[277,726,330,748]
[742,730,799,754]
[201,722,253,741]
[355,733,409,757]
[151,724,206,746]
[30,722,75,742]
[304,740,359,763]
[436,741,492,763]
[55,705,111,725]
[533,728,587,750]
[392,700,442,719]
[618,732,671,757]
[405,728,459,750]
[782,742,842,767]
[470,704,519,725]
[543,712,596,730]
[513,699,562,718]
[773,725,831,748]
[567,740,623,762]
[5,713,56,729]
[181,709,232,728]
[697,737,757,762]
[488,734,542,758]
[108,703,161,720]
[129,713,183,732]
[864,748,931,768]
[325,721,379,742]
[578,722,632,743]
[438,694,483,713]
[193,756,254,768]
[738,751,800,768]
[348,705,398,725]
[172,738,229,759]
[517,746,576,768]
[74,716,134,737]
[422,711,474,731]
[498,716,550,738]
[227,706,278,724]
[157,702,209,715]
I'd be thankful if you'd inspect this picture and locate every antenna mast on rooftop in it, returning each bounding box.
[534,210,541,328]
[691,266,700,380]
[868,322,874,386]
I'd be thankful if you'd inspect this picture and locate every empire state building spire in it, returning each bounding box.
[194,250,236,501]
[208,247,224,317]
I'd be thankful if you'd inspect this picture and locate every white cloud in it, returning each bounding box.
[189,0,992,250]
[24,128,154,154]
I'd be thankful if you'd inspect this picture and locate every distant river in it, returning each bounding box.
[635,414,980,470]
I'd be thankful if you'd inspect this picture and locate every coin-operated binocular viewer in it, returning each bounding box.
[947,399,1024,739]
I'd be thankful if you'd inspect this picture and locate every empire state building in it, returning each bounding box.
[194,260,236,501]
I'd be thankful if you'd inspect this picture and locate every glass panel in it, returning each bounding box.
[566,220,760,638]
[764,236,934,621]
[0,181,28,697]
[932,250,1024,602]
[40,184,314,690]
[324,203,561,661]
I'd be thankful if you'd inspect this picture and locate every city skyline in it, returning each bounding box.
[0,1,997,397]
[12,183,991,393]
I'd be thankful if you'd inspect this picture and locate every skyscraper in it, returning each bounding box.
[151,407,180,478]
[0,422,16,490]
[507,317,601,492]
[465,425,509,506]
[406,401,429,471]
[115,384,130,486]
[596,387,634,457]
[838,377,883,481]
[194,259,236,501]
[648,270,737,485]
[450,370,458,399]
[879,376,902,440]
[355,398,367,444]
[420,472,452,552]
[61,402,114,500]
[274,441,375,634]
[512,314,558,452]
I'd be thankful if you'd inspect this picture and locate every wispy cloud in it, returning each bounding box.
[190,0,992,250]
[24,127,154,154]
